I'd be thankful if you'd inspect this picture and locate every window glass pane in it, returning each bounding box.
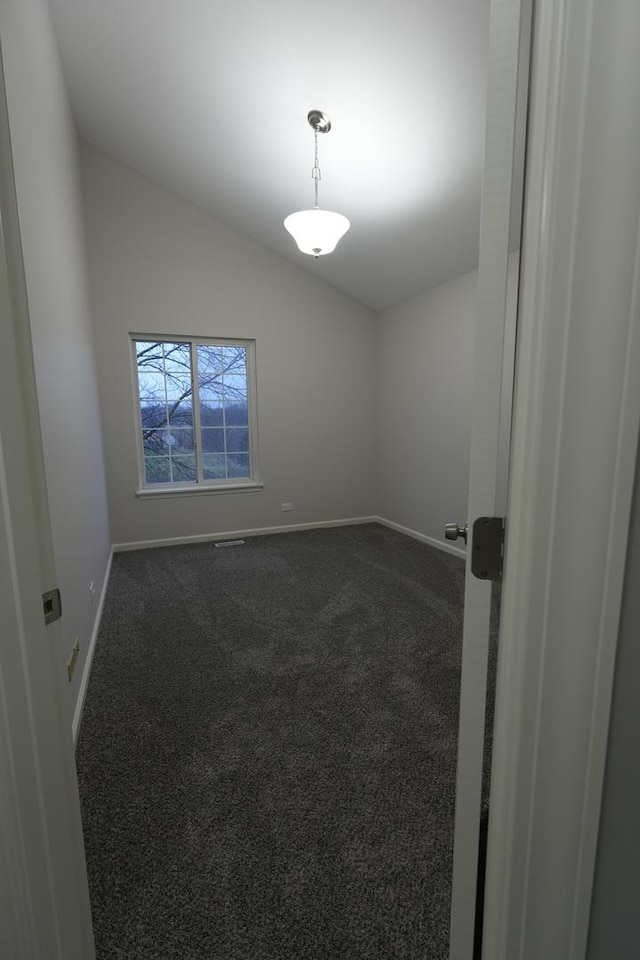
[222,344,247,373]
[137,371,166,401]
[202,454,227,480]
[199,380,225,403]
[226,453,250,478]
[197,344,223,379]
[163,373,191,404]
[223,382,247,407]
[199,403,224,426]
[144,456,171,484]
[141,403,168,430]
[167,401,193,426]
[136,342,194,425]
[198,377,224,407]
[201,427,225,452]
[225,403,249,426]
[223,371,247,390]
[170,455,197,483]
[162,342,191,372]
[225,427,249,453]
[135,341,160,364]
[168,428,194,453]
[136,341,182,375]
[142,428,170,454]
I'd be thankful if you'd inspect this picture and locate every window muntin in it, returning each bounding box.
[132,337,257,490]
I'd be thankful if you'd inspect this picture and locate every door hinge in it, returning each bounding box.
[42,588,62,625]
[471,517,505,582]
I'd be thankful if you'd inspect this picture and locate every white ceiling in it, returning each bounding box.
[48,0,491,311]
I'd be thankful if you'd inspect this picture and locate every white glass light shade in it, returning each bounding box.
[283,208,350,257]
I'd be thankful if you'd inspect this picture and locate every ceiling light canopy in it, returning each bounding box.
[284,110,350,258]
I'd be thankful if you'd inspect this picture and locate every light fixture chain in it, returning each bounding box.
[312,127,321,209]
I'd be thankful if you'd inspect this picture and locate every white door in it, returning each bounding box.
[0,51,95,960]
[449,1,532,956]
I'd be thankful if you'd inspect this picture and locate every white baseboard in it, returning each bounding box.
[112,515,467,558]
[112,516,379,553]
[375,516,467,559]
[72,547,113,746]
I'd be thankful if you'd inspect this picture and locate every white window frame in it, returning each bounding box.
[130,334,261,497]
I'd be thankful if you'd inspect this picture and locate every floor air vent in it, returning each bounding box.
[214,539,245,548]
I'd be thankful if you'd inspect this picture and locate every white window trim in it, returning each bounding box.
[130,333,261,495]
[135,480,264,499]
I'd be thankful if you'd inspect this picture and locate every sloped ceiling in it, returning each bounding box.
[48,0,491,310]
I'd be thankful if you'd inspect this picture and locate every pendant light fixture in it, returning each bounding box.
[284,110,350,258]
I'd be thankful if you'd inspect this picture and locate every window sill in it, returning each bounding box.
[136,480,264,500]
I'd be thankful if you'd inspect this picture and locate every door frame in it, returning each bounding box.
[1,0,639,958]
[449,0,533,954]
[0,45,96,960]
[482,0,640,957]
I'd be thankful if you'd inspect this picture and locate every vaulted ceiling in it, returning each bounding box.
[48,0,491,310]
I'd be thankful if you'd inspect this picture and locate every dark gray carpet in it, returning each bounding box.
[76,522,468,960]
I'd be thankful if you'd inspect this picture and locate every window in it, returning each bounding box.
[131,336,259,493]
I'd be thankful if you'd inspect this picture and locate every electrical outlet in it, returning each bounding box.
[281,502,294,512]
[67,638,80,682]
[89,580,96,600]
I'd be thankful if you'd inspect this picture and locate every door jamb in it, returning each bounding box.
[449,0,532,954]
[482,0,640,956]
[0,43,96,960]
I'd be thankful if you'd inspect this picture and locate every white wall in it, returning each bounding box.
[80,143,377,546]
[376,269,476,544]
[0,0,110,725]
[376,257,518,547]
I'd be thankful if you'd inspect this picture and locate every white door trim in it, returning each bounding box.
[449,0,532,955]
[0,46,95,960]
[482,0,640,957]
